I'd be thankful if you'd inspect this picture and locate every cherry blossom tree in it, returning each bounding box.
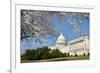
[21,10,89,43]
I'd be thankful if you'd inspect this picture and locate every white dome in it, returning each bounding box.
[56,33,66,44]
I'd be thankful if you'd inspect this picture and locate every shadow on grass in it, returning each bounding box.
[21,55,89,63]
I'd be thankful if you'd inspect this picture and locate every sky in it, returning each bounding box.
[21,11,89,54]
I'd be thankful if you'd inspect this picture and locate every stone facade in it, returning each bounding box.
[50,33,89,56]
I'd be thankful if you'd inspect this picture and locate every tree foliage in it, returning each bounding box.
[21,10,58,42]
[21,47,67,60]
[21,10,89,43]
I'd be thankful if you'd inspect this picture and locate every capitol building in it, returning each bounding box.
[50,33,89,56]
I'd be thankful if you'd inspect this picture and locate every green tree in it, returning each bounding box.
[21,47,68,60]
[24,49,33,60]
[51,49,63,58]
[36,46,51,59]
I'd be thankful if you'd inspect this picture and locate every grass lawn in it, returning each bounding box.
[21,55,89,63]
